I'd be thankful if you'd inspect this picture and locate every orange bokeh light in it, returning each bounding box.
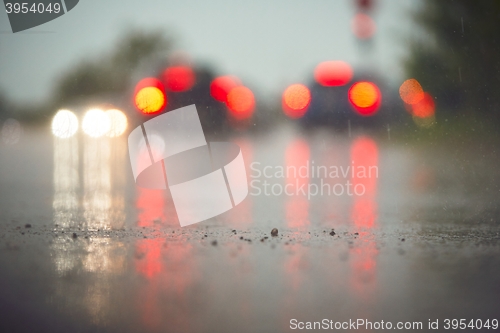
[399,79,424,105]
[314,61,353,87]
[163,66,195,92]
[134,78,166,114]
[210,76,241,102]
[352,13,376,39]
[411,92,435,118]
[282,84,311,119]
[227,86,255,120]
[348,81,381,116]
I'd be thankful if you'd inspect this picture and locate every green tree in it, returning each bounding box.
[54,29,171,105]
[405,0,500,119]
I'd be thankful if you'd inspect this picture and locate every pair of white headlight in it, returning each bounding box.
[51,109,128,139]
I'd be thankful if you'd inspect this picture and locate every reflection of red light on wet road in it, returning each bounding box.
[284,243,309,292]
[350,137,378,228]
[223,138,253,227]
[349,136,379,303]
[135,238,163,279]
[350,244,378,299]
[136,183,178,228]
[285,139,310,228]
[134,152,197,331]
[318,141,350,227]
[136,188,165,227]
[135,239,195,331]
[351,199,377,228]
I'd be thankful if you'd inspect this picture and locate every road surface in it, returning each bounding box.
[0,124,499,332]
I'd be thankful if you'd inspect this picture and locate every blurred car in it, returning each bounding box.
[299,71,405,131]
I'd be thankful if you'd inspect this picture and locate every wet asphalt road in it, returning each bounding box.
[0,124,499,333]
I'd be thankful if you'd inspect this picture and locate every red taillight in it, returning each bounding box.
[348,81,381,116]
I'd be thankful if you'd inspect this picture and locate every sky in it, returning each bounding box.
[0,0,420,104]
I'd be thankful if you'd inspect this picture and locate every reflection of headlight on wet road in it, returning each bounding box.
[105,109,128,137]
[52,110,79,138]
[83,109,111,138]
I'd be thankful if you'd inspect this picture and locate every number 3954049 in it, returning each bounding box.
[443,319,498,330]
[5,3,62,14]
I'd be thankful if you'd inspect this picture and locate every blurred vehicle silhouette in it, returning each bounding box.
[131,60,267,138]
[299,70,404,131]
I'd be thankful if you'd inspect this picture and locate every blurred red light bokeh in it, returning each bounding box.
[399,79,424,105]
[352,13,376,39]
[227,86,255,120]
[282,84,311,119]
[411,92,435,118]
[133,78,166,114]
[348,81,381,116]
[314,61,353,87]
[350,136,378,228]
[210,76,241,102]
[163,66,195,92]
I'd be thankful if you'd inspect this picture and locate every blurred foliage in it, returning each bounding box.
[54,29,171,105]
[405,0,500,119]
[3,29,171,123]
